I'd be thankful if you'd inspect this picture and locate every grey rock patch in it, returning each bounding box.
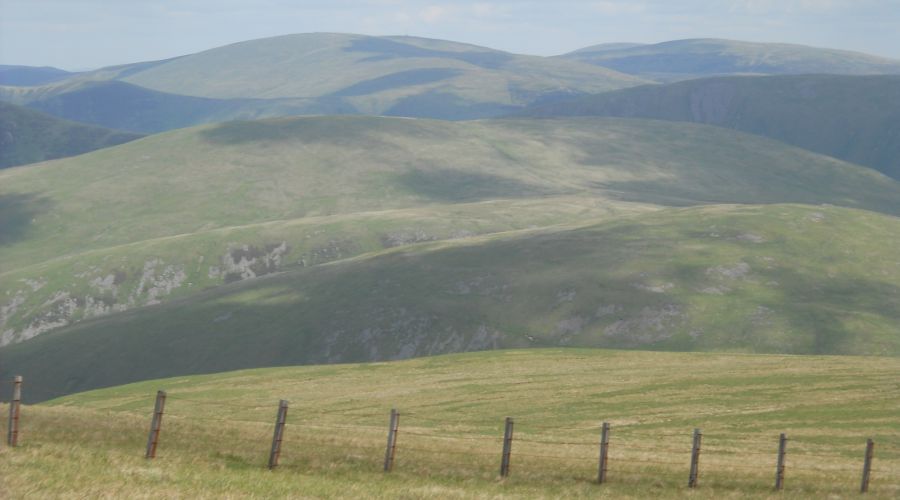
[595,304,623,318]
[603,305,684,345]
[635,282,674,293]
[736,233,766,243]
[556,290,577,303]
[706,262,751,280]
[381,229,436,247]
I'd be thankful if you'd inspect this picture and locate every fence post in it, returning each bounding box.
[383,408,400,472]
[268,400,289,470]
[774,433,787,490]
[688,428,702,488]
[500,417,514,477]
[144,390,166,459]
[861,438,875,493]
[598,422,610,484]
[6,376,22,447]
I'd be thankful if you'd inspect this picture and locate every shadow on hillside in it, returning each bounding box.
[199,116,382,145]
[345,38,513,69]
[395,168,560,202]
[0,192,52,245]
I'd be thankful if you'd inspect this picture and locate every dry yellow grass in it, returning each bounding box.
[2,348,899,498]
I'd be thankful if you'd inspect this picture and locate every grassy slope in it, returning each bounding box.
[3,115,900,345]
[5,203,900,401]
[524,75,900,180]
[3,349,899,498]
[0,101,142,168]
[560,38,900,81]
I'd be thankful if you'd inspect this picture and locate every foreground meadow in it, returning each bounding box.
[2,348,899,498]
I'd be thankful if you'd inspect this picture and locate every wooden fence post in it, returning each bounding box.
[268,400,289,470]
[598,422,610,484]
[688,428,702,488]
[861,438,875,493]
[144,390,166,459]
[6,376,22,447]
[774,433,787,490]
[383,408,399,472]
[499,417,514,477]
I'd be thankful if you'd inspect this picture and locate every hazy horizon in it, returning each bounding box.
[2,0,900,70]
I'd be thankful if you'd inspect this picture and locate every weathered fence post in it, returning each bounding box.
[861,438,875,493]
[688,428,702,488]
[6,376,22,447]
[144,390,166,459]
[774,433,788,490]
[598,422,611,484]
[383,408,399,472]
[499,417,514,477]
[268,400,289,470]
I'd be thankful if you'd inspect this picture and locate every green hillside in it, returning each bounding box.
[2,115,899,347]
[5,203,900,401]
[4,349,900,497]
[0,101,142,168]
[524,75,900,180]
[560,38,900,81]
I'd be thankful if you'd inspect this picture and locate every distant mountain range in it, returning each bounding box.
[559,38,900,81]
[4,34,900,136]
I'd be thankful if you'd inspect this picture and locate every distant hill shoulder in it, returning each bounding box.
[523,74,900,180]
[559,39,900,81]
[0,65,72,86]
[0,101,142,168]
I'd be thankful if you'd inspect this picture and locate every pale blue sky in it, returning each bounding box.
[2,0,900,70]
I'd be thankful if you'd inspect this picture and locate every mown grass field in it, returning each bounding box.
[2,349,899,498]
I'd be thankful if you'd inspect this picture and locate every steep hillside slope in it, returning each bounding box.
[0,101,142,168]
[560,39,900,81]
[523,75,900,179]
[4,204,900,400]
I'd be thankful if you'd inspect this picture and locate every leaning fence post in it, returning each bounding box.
[861,438,875,493]
[268,400,289,469]
[500,417,514,477]
[144,390,166,459]
[598,422,611,484]
[775,433,788,490]
[6,376,22,447]
[688,428,702,488]
[383,408,400,472]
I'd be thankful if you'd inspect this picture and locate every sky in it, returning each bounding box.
[2,0,900,70]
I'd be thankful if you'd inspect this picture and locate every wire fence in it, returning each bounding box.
[2,381,899,495]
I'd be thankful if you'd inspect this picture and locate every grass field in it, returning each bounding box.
[2,348,899,498]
